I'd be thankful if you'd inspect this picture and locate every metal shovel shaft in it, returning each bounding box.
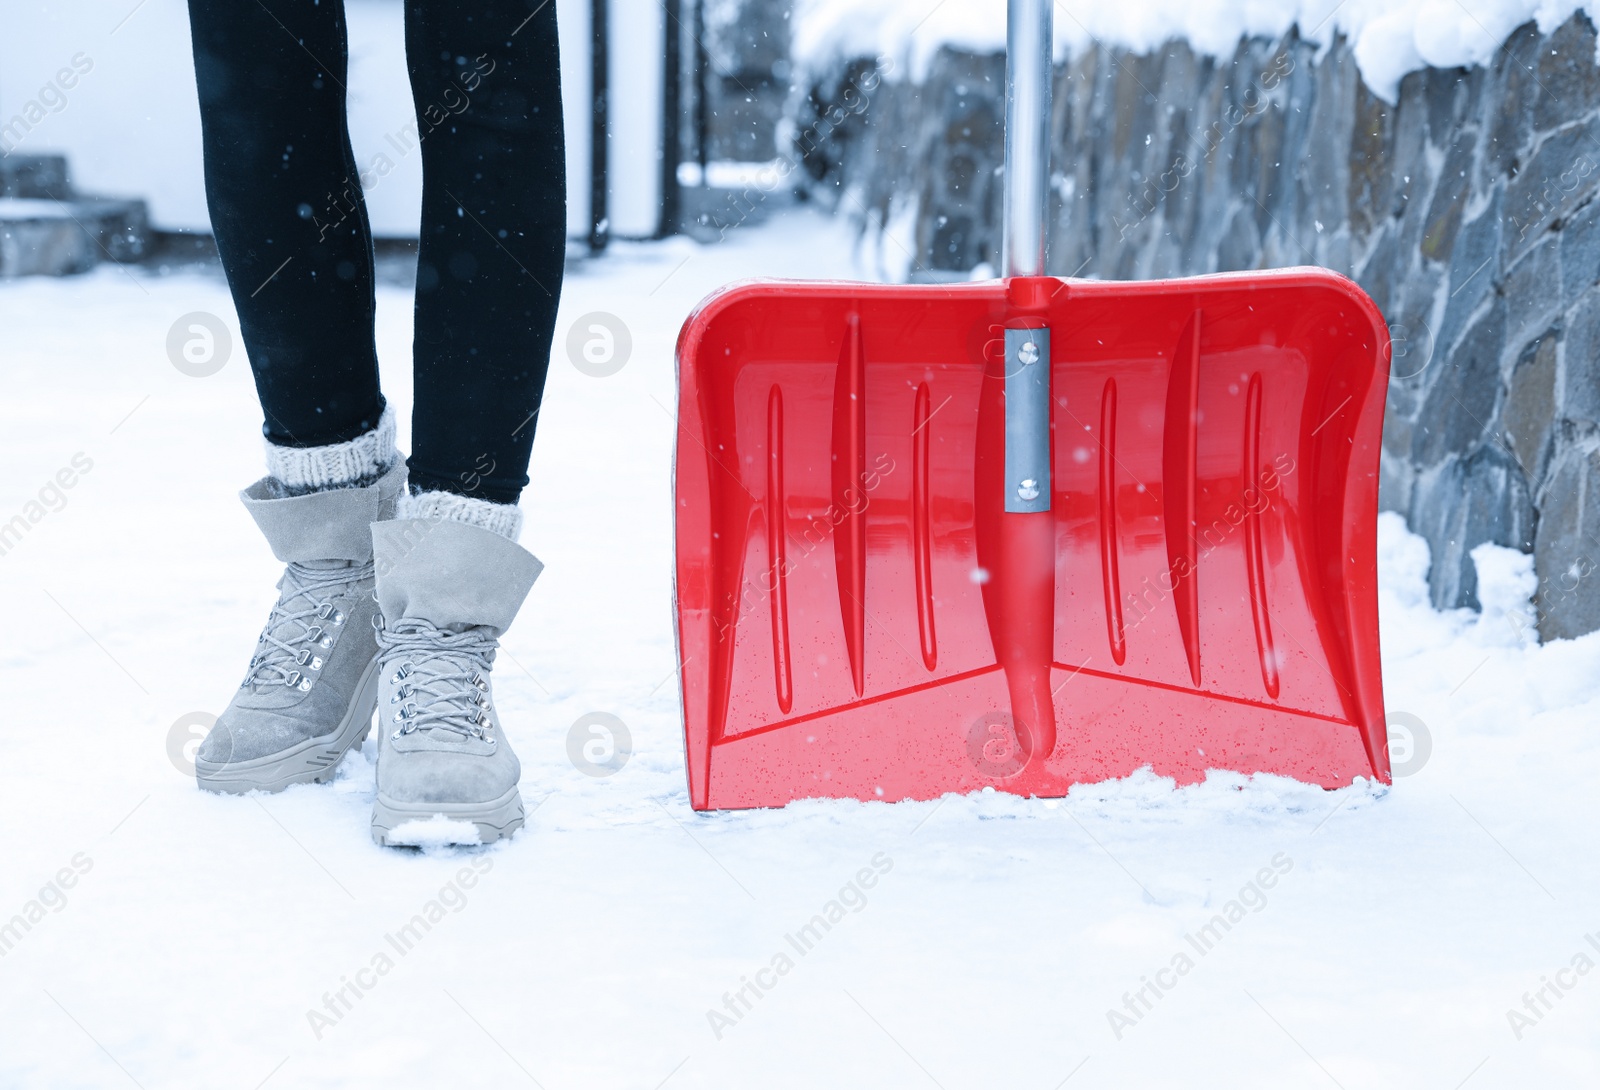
[1003,0,1053,277]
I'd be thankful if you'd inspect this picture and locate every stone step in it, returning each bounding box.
[0,196,151,277]
[0,154,71,200]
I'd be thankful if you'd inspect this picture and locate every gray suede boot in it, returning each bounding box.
[196,462,407,793]
[369,516,542,845]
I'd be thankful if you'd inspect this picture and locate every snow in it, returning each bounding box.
[2,207,1599,1087]
[0,199,75,220]
[793,0,1600,102]
[383,817,485,850]
[676,159,792,189]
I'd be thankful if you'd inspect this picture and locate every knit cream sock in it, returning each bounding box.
[398,488,524,542]
[264,405,399,494]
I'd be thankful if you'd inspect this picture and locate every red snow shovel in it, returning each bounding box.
[672,0,1391,810]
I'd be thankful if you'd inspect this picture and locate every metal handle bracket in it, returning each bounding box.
[1004,327,1051,513]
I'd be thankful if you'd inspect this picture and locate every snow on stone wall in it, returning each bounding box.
[795,12,1600,640]
[793,0,1600,102]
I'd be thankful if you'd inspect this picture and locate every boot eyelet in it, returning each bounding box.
[295,649,311,666]
[318,602,335,619]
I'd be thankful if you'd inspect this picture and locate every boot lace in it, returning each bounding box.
[376,618,499,743]
[242,562,366,691]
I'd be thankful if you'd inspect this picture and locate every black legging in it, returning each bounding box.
[187,0,565,504]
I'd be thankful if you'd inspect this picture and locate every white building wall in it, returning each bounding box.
[1,0,653,239]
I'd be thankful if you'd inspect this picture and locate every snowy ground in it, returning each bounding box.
[1,207,1598,1088]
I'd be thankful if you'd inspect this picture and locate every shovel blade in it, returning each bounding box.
[674,271,1390,809]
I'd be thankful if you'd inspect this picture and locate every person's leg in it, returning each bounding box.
[402,0,567,529]
[186,0,399,792]
[187,0,386,452]
[368,0,565,845]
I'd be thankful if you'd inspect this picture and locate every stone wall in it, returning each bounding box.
[796,16,1600,639]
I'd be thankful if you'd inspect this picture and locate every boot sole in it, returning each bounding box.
[371,786,525,847]
[195,657,383,795]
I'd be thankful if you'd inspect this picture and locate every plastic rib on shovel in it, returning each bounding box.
[671,0,1392,810]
